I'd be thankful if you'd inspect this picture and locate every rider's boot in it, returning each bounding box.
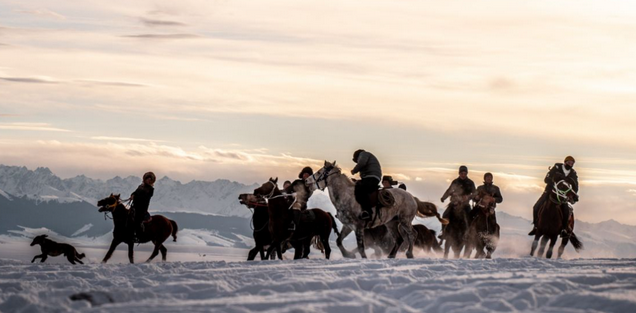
[289,210,301,231]
[528,225,537,236]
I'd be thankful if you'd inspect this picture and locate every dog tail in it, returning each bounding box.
[77,252,86,259]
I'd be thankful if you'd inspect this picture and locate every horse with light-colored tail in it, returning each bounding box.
[306,161,432,259]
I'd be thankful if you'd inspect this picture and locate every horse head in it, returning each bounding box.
[305,160,339,192]
[30,234,48,246]
[238,193,266,208]
[553,178,577,204]
[253,177,279,199]
[97,193,121,213]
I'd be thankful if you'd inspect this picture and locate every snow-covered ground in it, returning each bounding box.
[1,255,635,312]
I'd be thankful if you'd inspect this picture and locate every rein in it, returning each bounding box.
[552,180,576,205]
[310,165,339,191]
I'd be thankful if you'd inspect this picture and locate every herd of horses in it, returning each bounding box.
[32,160,583,264]
[238,161,583,261]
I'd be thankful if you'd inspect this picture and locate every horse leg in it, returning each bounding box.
[398,223,415,259]
[443,238,451,259]
[546,236,558,259]
[336,225,355,258]
[355,229,368,259]
[247,247,259,261]
[293,241,303,260]
[387,228,404,259]
[321,236,331,260]
[102,239,121,264]
[276,241,284,260]
[302,239,312,259]
[537,236,549,257]
[159,244,167,261]
[557,237,570,259]
[127,242,135,264]
[530,234,540,256]
[146,242,161,263]
[259,247,266,260]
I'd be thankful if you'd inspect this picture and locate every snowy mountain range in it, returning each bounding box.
[0,165,258,217]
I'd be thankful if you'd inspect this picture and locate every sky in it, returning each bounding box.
[1,0,636,224]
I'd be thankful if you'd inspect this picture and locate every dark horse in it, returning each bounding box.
[464,193,500,259]
[253,178,339,260]
[238,193,274,260]
[442,196,471,258]
[530,178,583,259]
[97,194,178,263]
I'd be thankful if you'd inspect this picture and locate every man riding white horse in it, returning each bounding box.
[350,149,382,221]
[529,156,579,237]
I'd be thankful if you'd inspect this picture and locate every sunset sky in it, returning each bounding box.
[1,0,636,224]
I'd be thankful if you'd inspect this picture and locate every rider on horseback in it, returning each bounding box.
[439,165,476,239]
[528,156,579,237]
[381,175,398,189]
[131,172,156,242]
[351,149,382,221]
[288,166,314,231]
[471,172,503,222]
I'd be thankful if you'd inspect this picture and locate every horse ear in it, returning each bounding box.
[115,194,120,198]
[324,160,328,166]
[274,177,278,184]
[110,193,113,196]
[43,234,48,238]
[332,160,337,166]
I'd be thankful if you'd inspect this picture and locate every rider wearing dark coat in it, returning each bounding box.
[471,172,503,223]
[529,156,579,237]
[439,165,476,239]
[351,149,382,221]
[288,166,314,230]
[131,172,156,241]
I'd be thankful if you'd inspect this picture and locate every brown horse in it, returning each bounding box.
[529,179,583,259]
[413,224,443,254]
[238,193,274,260]
[464,193,500,259]
[253,178,339,260]
[97,194,178,263]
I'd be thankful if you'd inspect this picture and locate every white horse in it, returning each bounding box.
[306,161,431,259]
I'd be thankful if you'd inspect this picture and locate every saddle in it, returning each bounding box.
[365,189,396,221]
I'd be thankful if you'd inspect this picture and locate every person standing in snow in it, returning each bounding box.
[529,156,579,237]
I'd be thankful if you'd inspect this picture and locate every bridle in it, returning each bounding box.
[309,165,339,191]
[553,180,577,205]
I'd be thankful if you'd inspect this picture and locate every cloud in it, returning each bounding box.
[140,18,187,27]
[121,33,200,39]
[0,76,58,84]
[75,80,149,88]
[90,136,165,143]
[14,9,65,20]
[0,123,69,132]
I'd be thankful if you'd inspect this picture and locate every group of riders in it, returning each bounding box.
[127,150,579,243]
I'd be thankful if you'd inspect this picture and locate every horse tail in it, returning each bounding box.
[328,212,340,237]
[569,232,583,252]
[170,219,179,242]
[416,200,449,225]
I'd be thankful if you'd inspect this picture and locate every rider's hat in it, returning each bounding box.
[459,165,468,174]
[564,156,576,164]
[298,166,314,179]
[382,175,398,185]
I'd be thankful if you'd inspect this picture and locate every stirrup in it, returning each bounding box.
[288,222,296,231]
[359,211,371,221]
